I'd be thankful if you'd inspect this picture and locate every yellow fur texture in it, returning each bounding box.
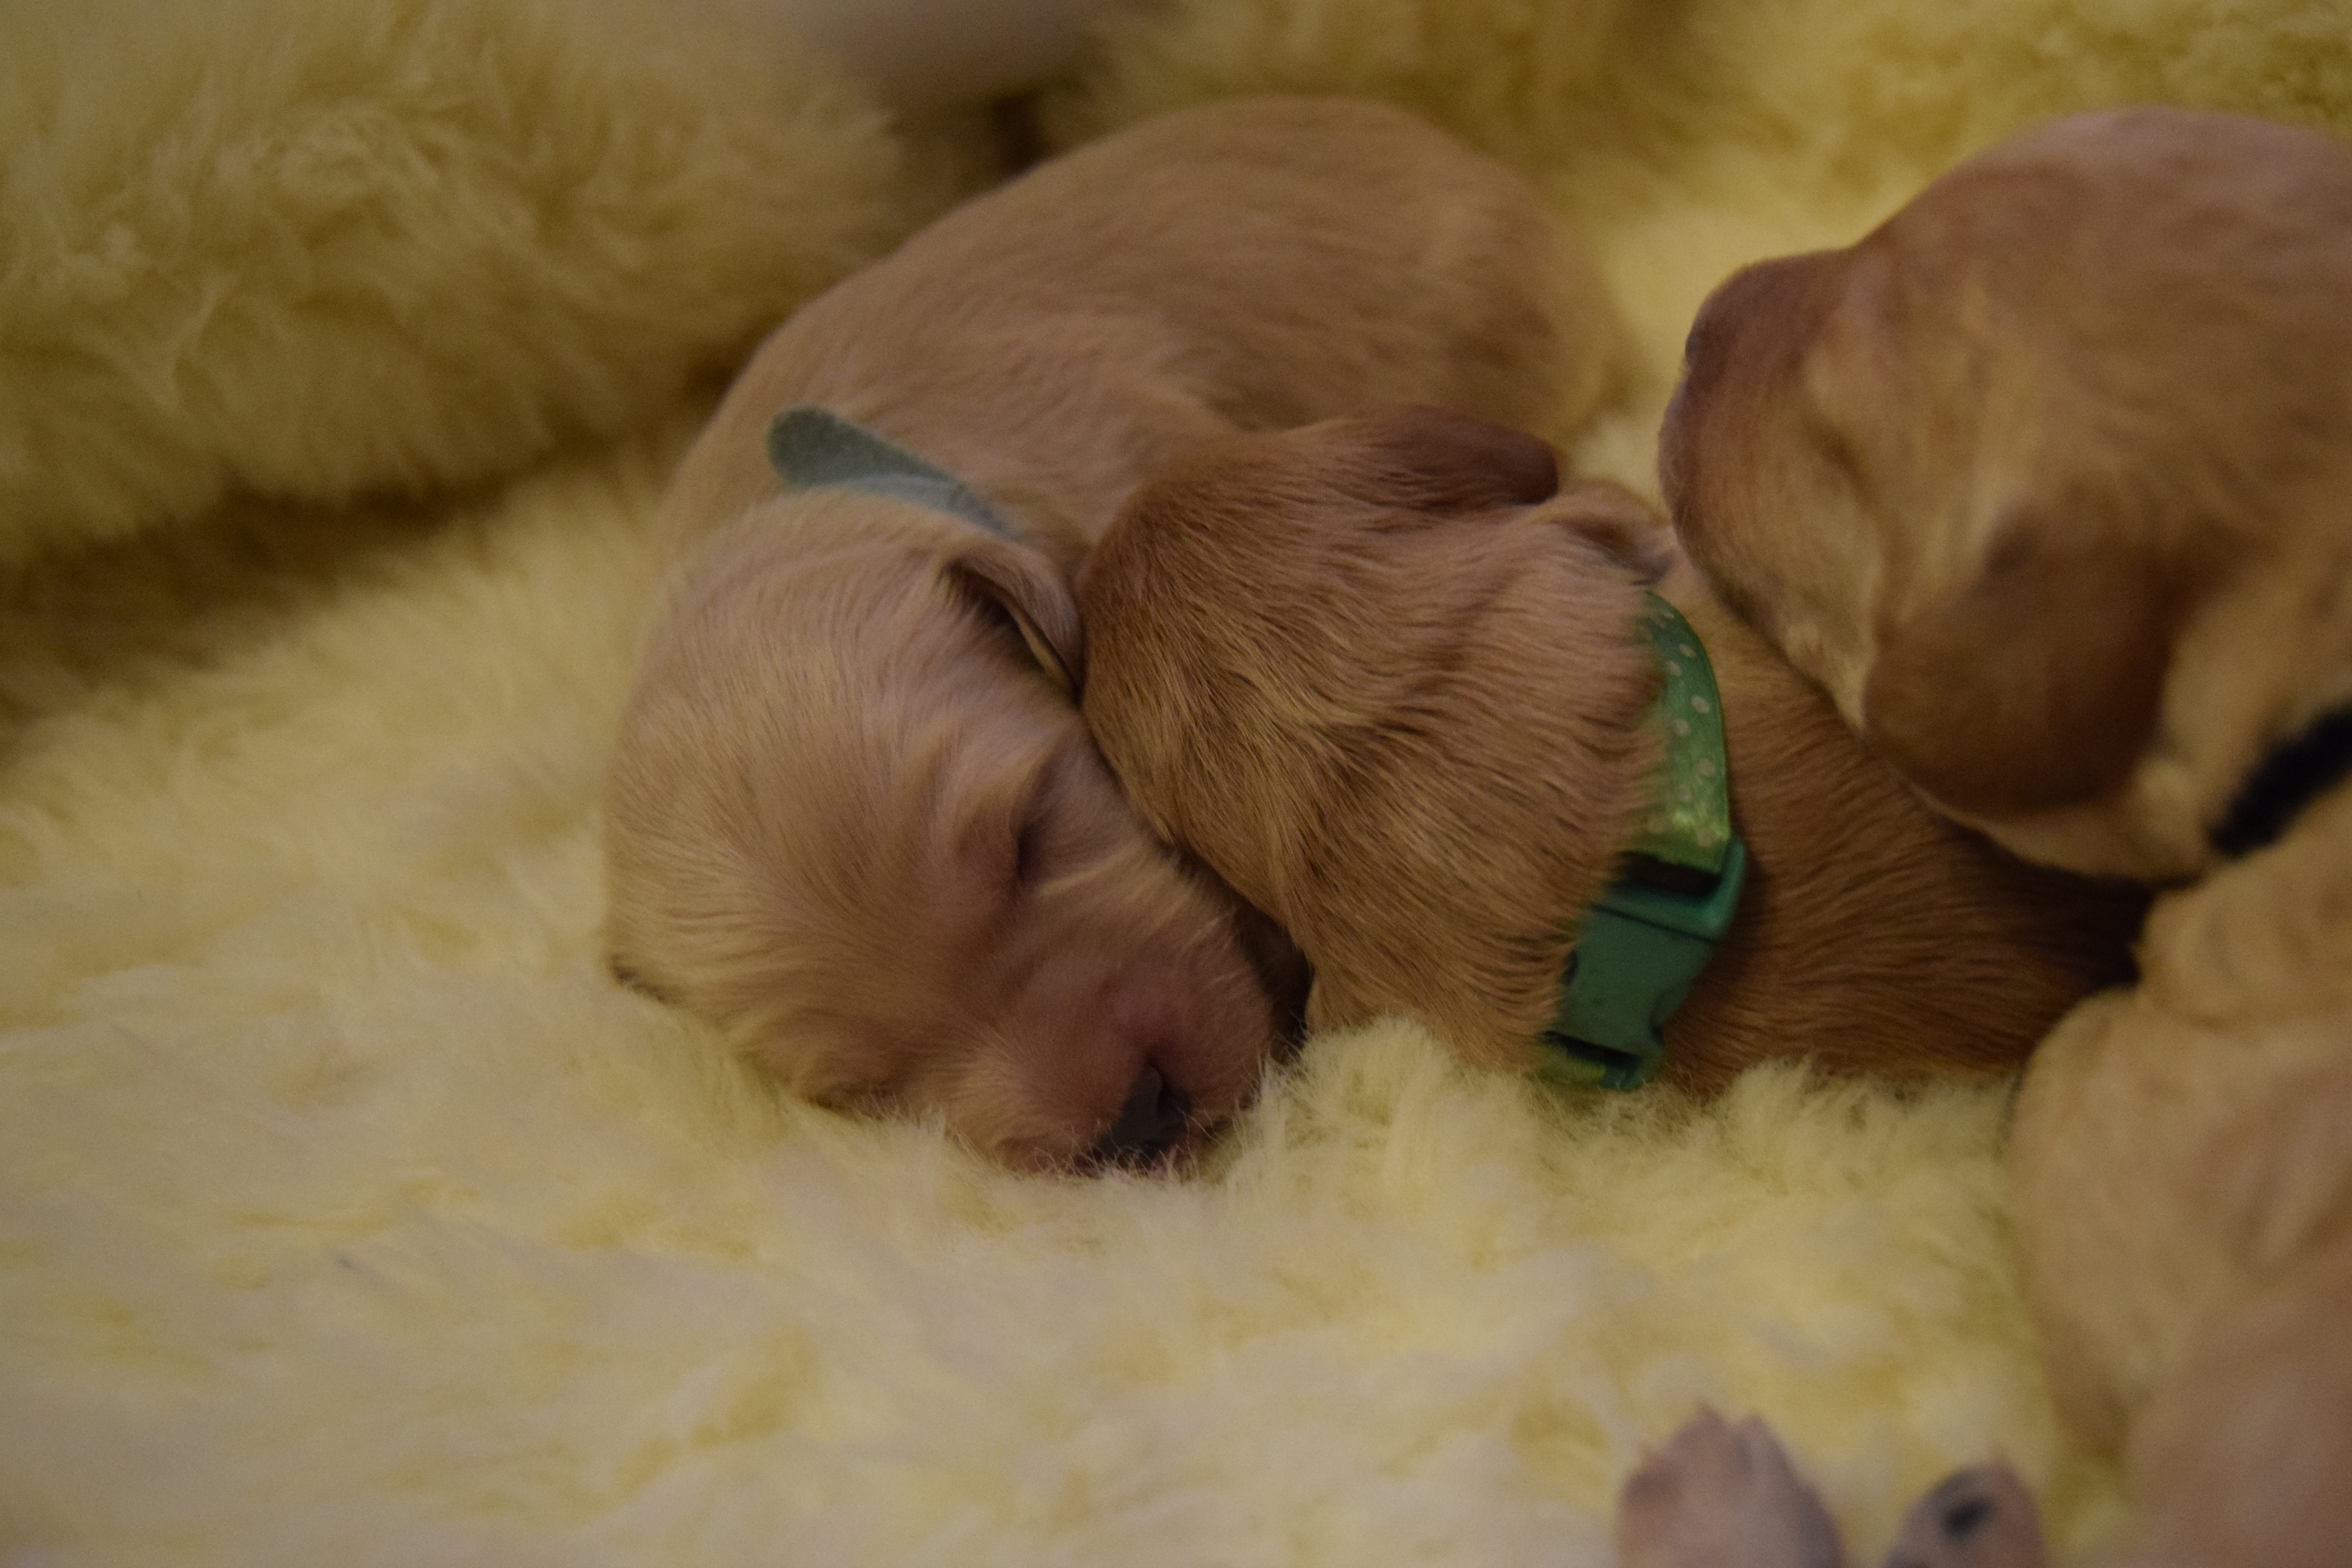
[0,0,935,563]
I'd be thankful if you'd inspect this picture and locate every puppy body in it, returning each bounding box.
[1076,407,2136,1091]
[606,97,1621,1167]
[1664,566,2142,1094]
[1664,107,2352,1567]
[2007,785,2352,1568]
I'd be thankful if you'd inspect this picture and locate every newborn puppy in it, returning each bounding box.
[1662,107,2352,1567]
[1662,106,2352,886]
[605,96,1622,1169]
[1075,405,2138,1092]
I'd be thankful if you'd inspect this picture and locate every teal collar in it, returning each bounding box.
[767,406,1016,539]
[1539,593,1749,1091]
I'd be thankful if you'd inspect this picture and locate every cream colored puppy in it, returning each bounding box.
[1076,405,2138,1094]
[1660,107,2352,1568]
[605,97,1621,1169]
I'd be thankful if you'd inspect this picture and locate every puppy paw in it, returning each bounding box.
[1880,1465,2046,1568]
[1617,1407,1846,1568]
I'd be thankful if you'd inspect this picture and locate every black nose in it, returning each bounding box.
[1095,1065,1192,1163]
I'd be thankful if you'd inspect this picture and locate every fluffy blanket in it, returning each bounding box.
[4,0,2346,1562]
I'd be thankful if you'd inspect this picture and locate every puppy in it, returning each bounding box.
[1074,404,2139,1093]
[603,96,1624,1169]
[1662,107,2352,1567]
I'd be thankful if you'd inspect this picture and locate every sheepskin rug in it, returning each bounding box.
[5,0,2347,1563]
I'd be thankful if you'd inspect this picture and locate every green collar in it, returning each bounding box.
[767,406,1017,539]
[1539,593,1749,1091]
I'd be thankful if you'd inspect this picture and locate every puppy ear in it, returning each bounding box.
[946,538,1084,698]
[1863,513,2183,817]
[1537,478,1677,581]
[1353,405,1561,510]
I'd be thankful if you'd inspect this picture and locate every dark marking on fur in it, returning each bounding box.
[2211,704,2352,857]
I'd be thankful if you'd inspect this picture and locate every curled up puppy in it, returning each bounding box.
[1659,107,2352,1568]
[1075,405,2139,1095]
[603,97,1624,1169]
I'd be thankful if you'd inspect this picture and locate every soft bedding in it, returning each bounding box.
[5,0,2348,1562]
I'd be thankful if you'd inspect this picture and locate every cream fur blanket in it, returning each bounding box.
[5,1,2348,1563]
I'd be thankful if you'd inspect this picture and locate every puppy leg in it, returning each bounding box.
[2124,1232,2352,1568]
[1879,1466,2046,1568]
[1617,1408,1847,1568]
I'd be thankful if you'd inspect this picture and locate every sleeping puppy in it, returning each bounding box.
[1659,106,2352,1567]
[604,96,1624,1170]
[1073,404,2138,1094]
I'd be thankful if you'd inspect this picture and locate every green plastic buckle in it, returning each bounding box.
[1539,594,1749,1090]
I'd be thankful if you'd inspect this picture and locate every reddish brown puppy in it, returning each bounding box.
[1076,405,2137,1095]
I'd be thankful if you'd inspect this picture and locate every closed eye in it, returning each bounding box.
[1010,748,1075,893]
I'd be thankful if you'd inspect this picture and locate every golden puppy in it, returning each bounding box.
[1074,405,2138,1094]
[604,96,1622,1169]
[1661,107,2352,1568]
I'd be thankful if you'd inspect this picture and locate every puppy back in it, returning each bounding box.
[659,96,1621,560]
[1082,410,1664,1068]
[1664,574,2146,1091]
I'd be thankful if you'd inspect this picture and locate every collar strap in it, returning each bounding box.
[1539,593,1750,1090]
[767,406,1017,540]
[2210,704,2352,858]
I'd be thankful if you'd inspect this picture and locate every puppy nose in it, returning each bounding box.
[1096,1064,1192,1163]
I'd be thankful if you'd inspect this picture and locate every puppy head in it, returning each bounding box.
[604,495,1298,1170]
[1078,406,1670,1069]
[1665,107,2352,879]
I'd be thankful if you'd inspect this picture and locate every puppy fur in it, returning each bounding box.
[1663,106,2352,1568]
[604,96,1623,1168]
[1075,405,2139,1092]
